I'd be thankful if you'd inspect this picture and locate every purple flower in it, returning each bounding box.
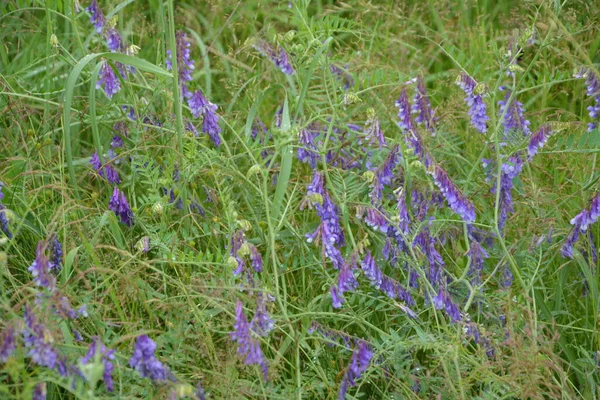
[574,67,600,132]
[229,230,263,276]
[33,383,46,400]
[414,228,445,289]
[562,192,600,258]
[497,87,531,138]
[49,235,63,271]
[230,300,268,380]
[330,64,354,90]
[455,73,489,134]
[356,206,389,233]
[129,335,171,381]
[297,127,320,167]
[0,204,11,239]
[23,307,58,369]
[251,292,274,336]
[339,340,373,399]
[364,111,387,148]
[96,62,121,99]
[497,153,523,232]
[108,187,134,226]
[187,90,222,146]
[331,256,359,308]
[467,240,488,286]
[105,28,123,52]
[369,145,402,204]
[396,88,426,159]
[166,31,194,97]
[0,325,16,362]
[528,125,552,160]
[433,287,461,323]
[86,0,104,33]
[429,165,475,223]
[500,263,513,287]
[305,172,345,269]
[28,241,56,292]
[253,40,294,75]
[80,337,116,392]
[196,382,206,400]
[360,252,414,306]
[412,75,436,133]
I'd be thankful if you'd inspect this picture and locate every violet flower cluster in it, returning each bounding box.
[429,165,476,223]
[433,286,461,323]
[250,292,275,337]
[129,335,172,381]
[338,340,373,400]
[252,40,294,75]
[455,72,489,134]
[562,192,600,258]
[497,87,532,138]
[0,182,12,239]
[331,255,359,309]
[574,67,600,132]
[90,152,121,185]
[467,240,488,286]
[361,252,415,311]
[188,89,222,147]
[80,337,116,392]
[230,300,269,380]
[412,75,436,134]
[297,125,321,168]
[527,124,552,160]
[369,145,402,204]
[108,187,134,226]
[396,88,425,159]
[229,229,263,276]
[28,241,56,292]
[304,172,345,269]
[166,31,194,97]
[487,153,523,233]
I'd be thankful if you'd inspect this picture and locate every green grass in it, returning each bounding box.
[1,0,600,399]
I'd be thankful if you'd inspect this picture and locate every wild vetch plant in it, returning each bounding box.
[1,1,600,399]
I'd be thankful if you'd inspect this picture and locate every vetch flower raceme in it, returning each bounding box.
[0,182,11,238]
[396,88,425,159]
[497,87,532,138]
[0,325,16,362]
[433,286,461,323]
[562,192,600,258]
[23,307,59,369]
[252,40,294,75]
[364,108,387,149]
[80,337,116,392]
[360,252,415,306]
[331,256,359,308]
[574,67,600,131]
[528,124,552,160]
[455,72,489,134]
[369,145,402,204]
[129,335,171,381]
[338,340,373,400]
[86,0,104,33]
[166,31,194,97]
[108,187,134,226]
[97,62,121,99]
[250,292,274,337]
[429,165,475,223]
[412,75,436,134]
[230,300,268,380]
[467,240,488,286]
[297,126,320,168]
[187,90,222,146]
[49,235,63,272]
[29,241,56,292]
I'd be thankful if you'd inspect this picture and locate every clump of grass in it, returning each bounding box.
[1,0,599,399]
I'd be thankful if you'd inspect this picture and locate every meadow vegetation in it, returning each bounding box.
[1,0,600,398]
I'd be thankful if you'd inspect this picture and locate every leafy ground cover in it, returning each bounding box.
[1,0,600,398]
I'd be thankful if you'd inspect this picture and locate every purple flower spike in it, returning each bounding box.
[0,325,16,362]
[528,125,552,160]
[253,40,294,75]
[33,383,47,400]
[105,28,123,52]
[429,165,475,223]
[81,337,116,392]
[498,87,531,138]
[251,292,274,336]
[364,110,387,149]
[86,0,104,33]
[0,204,11,239]
[297,127,320,168]
[230,300,269,380]
[28,241,56,292]
[187,90,222,146]
[433,287,461,323]
[23,307,58,369]
[108,187,134,226]
[455,73,489,134]
[495,153,523,232]
[339,340,373,399]
[412,75,436,133]
[305,172,345,269]
[166,31,195,97]
[467,240,488,286]
[562,192,600,258]
[574,67,600,132]
[331,256,359,308]
[97,62,121,99]
[129,335,171,381]
[49,235,63,272]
